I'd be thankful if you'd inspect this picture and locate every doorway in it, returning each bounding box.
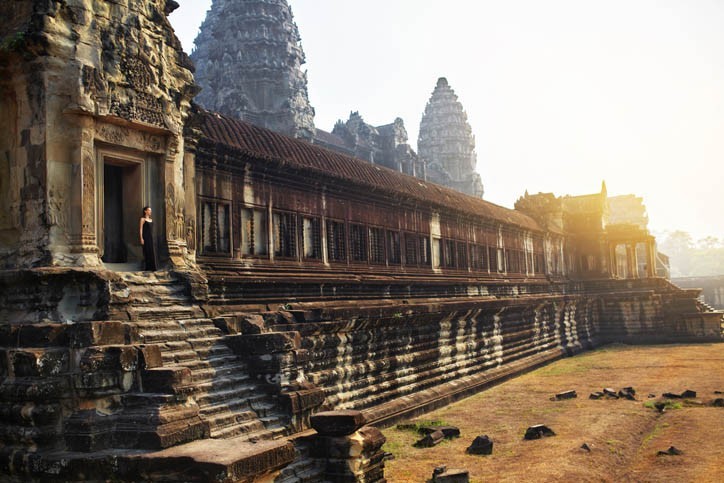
[102,165,126,263]
[100,157,144,265]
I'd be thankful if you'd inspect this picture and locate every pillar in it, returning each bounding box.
[645,240,656,278]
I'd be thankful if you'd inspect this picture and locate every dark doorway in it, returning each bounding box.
[102,164,127,263]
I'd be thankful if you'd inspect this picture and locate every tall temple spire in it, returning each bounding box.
[418,77,484,198]
[191,0,316,139]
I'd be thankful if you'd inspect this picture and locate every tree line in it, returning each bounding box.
[657,231,724,278]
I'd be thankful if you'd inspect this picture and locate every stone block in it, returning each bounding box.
[420,425,460,439]
[281,387,326,414]
[70,321,127,347]
[72,371,134,395]
[466,435,493,455]
[311,410,367,436]
[554,390,577,400]
[137,344,163,369]
[11,349,69,377]
[142,367,193,394]
[0,402,61,427]
[414,429,444,448]
[115,416,210,450]
[289,309,323,323]
[64,410,116,452]
[78,346,139,373]
[524,424,556,440]
[119,438,296,481]
[0,377,71,402]
[17,324,69,347]
[433,466,470,483]
[226,332,300,355]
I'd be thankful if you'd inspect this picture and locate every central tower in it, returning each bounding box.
[191,0,316,139]
[418,78,484,198]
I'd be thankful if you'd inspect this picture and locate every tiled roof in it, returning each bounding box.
[313,128,350,151]
[197,110,542,232]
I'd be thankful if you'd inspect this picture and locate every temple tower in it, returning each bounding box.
[191,0,316,140]
[418,78,484,197]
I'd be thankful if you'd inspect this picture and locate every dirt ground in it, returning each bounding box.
[382,343,724,483]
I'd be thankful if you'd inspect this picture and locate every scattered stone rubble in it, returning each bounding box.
[524,425,556,440]
[553,390,578,400]
[432,465,470,483]
[657,446,684,456]
[663,390,697,399]
[466,435,494,455]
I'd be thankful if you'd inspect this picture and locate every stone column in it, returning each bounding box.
[608,243,617,278]
[646,240,656,278]
[631,242,640,279]
[310,410,387,483]
[69,115,100,265]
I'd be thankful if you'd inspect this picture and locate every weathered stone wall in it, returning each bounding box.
[220,278,721,428]
[0,0,197,269]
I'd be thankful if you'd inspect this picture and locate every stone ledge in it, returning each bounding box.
[120,437,296,482]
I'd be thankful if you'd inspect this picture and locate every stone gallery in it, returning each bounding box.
[0,1,721,482]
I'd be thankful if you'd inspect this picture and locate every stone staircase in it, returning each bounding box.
[114,271,289,443]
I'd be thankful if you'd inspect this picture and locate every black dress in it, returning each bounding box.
[142,219,157,271]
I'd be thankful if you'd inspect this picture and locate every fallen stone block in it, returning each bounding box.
[657,446,683,456]
[554,390,577,401]
[711,398,723,407]
[414,429,445,448]
[420,425,460,439]
[603,388,619,399]
[466,435,493,455]
[432,466,470,483]
[618,388,636,401]
[310,410,367,436]
[589,391,604,400]
[524,424,556,440]
[663,389,697,399]
[581,443,592,452]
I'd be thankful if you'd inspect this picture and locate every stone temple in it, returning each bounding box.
[0,1,721,482]
[191,0,478,195]
[191,0,316,140]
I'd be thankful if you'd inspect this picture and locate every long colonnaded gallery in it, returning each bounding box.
[0,1,722,482]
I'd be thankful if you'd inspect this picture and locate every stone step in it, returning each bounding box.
[194,343,233,359]
[199,397,255,418]
[162,349,200,365]
[203,407,260,430]
[181,356,239,376]
[187,362,250,383]
[209,419,269,440]
[194,382,257,407]
[132,306,197,320]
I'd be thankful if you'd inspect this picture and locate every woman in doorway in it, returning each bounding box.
[139,206,157,271]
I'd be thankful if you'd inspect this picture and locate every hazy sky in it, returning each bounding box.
[170,0,724,240]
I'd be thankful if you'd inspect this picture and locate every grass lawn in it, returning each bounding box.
[382,343,724,482]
